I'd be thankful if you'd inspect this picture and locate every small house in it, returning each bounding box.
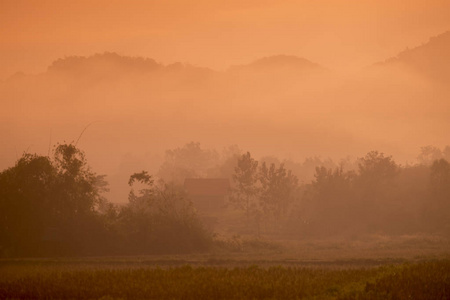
[184,178,230,213]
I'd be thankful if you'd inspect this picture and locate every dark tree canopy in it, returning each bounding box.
[0,144,107,256]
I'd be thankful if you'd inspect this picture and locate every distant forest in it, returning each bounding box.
[1,142,450,257]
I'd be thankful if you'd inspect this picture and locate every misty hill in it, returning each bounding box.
[46,52,215,83]
[373,31,450,83]
[226,55,330,96]
[4,53,326,86]
[1,35,450,188]
[1,52,330,112]
[44,53,326,85]
[230,55,323,72]
[49,52,162,74]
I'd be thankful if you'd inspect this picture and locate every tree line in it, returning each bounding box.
[1,142,449,257]
[230,149,450,238]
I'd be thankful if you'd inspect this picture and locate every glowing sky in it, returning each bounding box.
[1,0,450,79]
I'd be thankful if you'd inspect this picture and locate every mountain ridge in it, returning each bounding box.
[4,30,449,81]
[373,31,450,82]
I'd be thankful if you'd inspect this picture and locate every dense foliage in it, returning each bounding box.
[294,151,450,238]
[231,152,299,234]
[111,171,212,254]
[0,144,211,257]
[228,148,450,238]
[0,144,107,257]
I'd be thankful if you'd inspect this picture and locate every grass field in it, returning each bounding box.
[1,259,450,299]
[1,236,450,299]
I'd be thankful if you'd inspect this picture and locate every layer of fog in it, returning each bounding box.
[1,32,449,203]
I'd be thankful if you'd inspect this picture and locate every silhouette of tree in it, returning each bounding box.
[0,144,109,256]
[230,152,260,222]
[0,154,56,256]
[259,162,298,221]
[417,146,443,166]
[53,143,106,219]
[116,172,211,254]
[427,159,450,232]
[158,142,219,184]
[301,166,355,235]
[357,151,398,184]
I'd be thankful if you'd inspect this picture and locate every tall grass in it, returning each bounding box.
[1,260,449,299]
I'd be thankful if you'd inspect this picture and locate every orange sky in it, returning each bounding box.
[1,0,450,79]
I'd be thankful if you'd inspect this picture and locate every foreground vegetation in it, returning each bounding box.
[0,143,212,257]
[1,259,449,299]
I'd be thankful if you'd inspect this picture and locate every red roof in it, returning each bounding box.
[184,178,230,196]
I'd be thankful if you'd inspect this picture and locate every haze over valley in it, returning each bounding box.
[1,31,450,203]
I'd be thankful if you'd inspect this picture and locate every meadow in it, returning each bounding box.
[1,236,450,300]
[1,259,449,299]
